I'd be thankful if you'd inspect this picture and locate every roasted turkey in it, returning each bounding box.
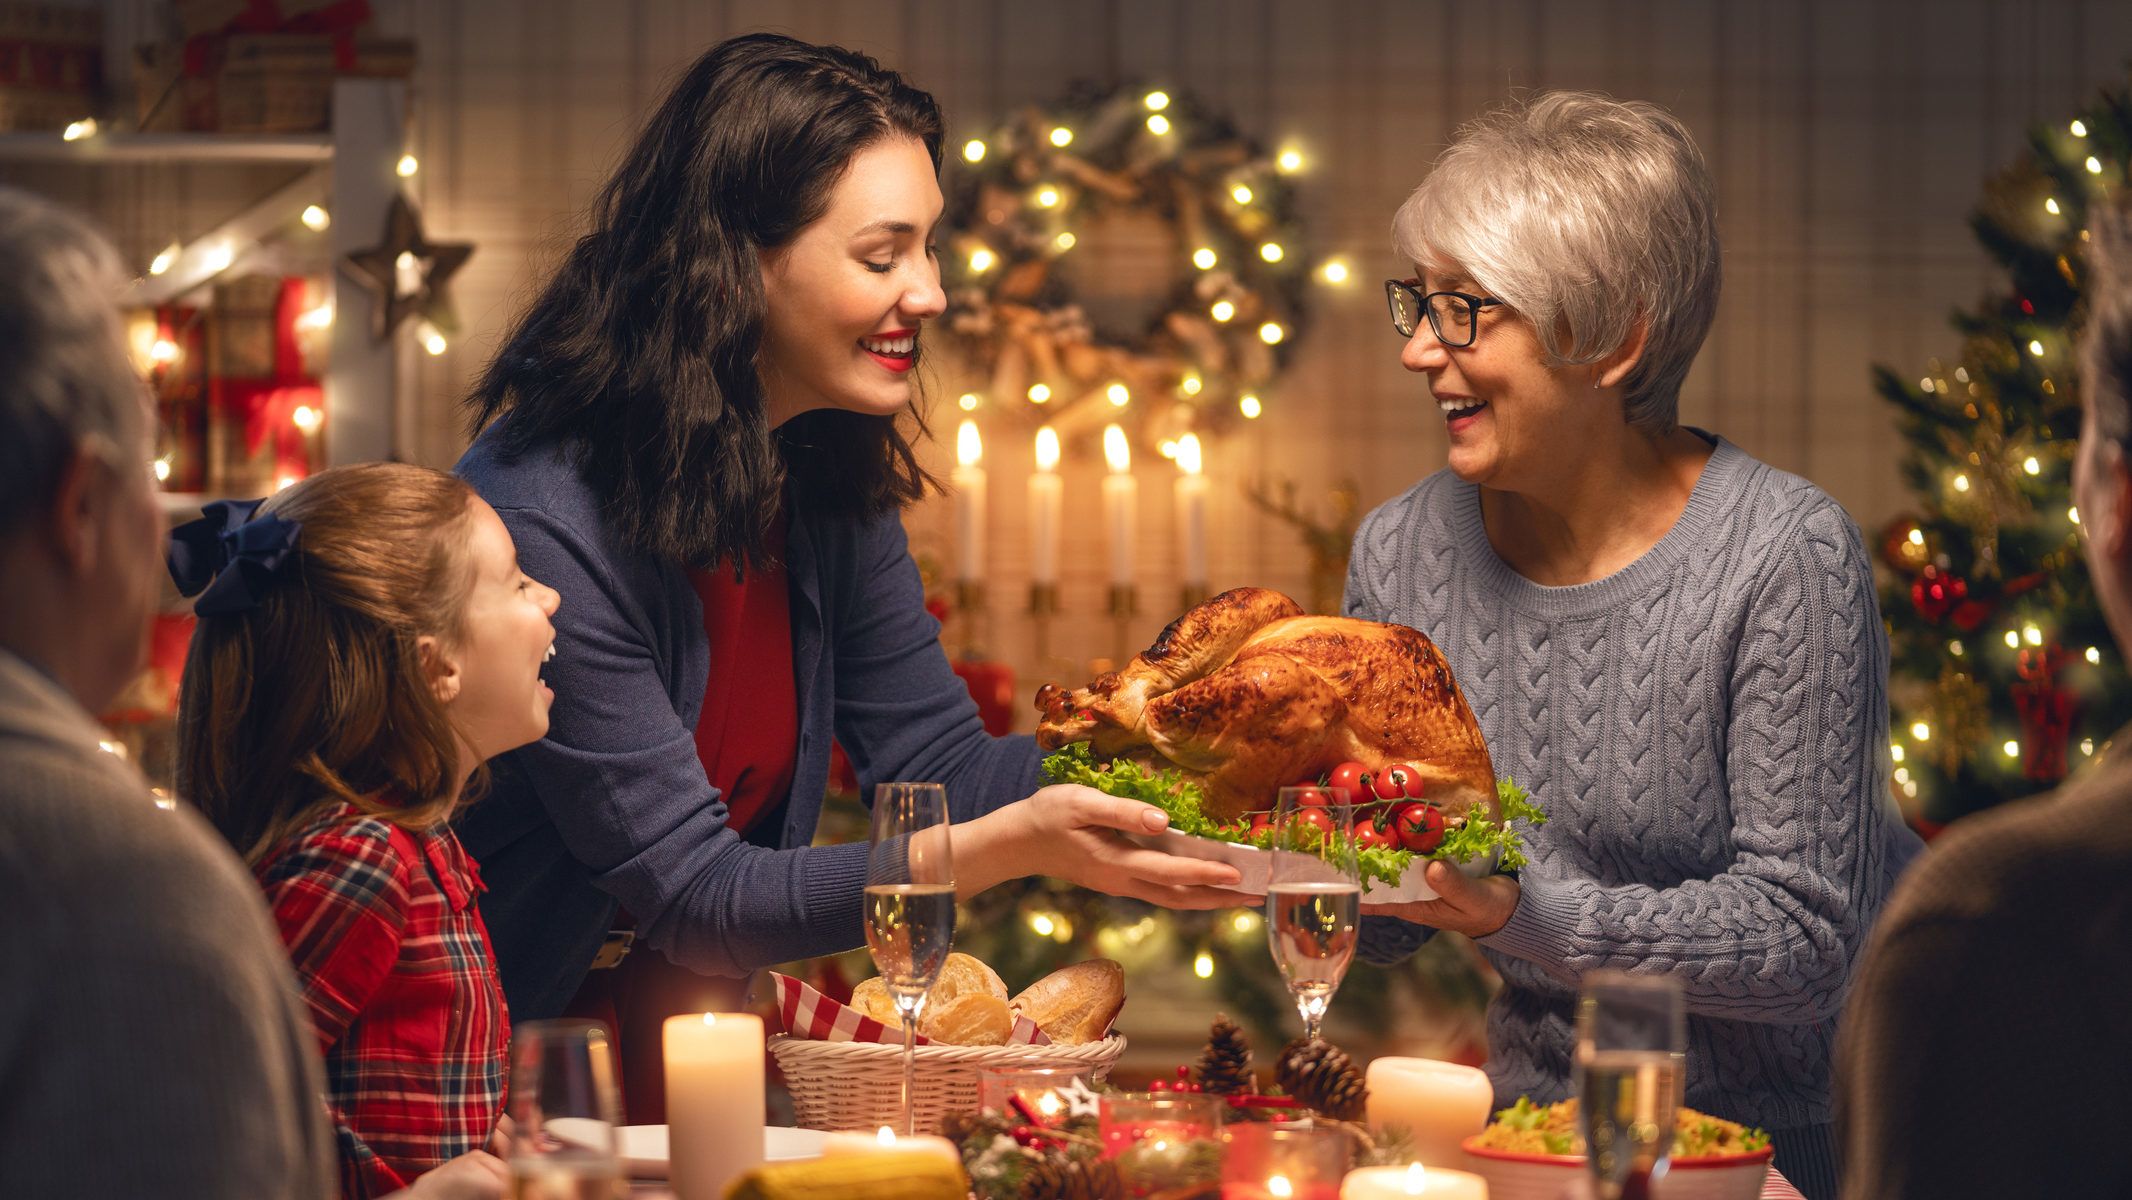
[1035,587,1496,823]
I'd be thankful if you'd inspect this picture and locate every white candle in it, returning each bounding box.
[1174,433,1208,588]
[1101,424,1136,588]
[1341,1163,1489,1200]
[822,1125,963,1169]
[664,1013,765,1200]
[952,419,986,584]
[1029,427,1062,587]
[1364,1058,1494,1169]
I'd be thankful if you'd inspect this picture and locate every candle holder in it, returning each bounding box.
[1100,1091,1225,1198]
[1220,1122,1353,1200]
[1109,583,1137,663]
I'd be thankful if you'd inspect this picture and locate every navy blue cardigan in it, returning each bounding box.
[455,429,1045,1020]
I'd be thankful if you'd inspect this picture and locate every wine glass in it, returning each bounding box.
[864,781,955,1136]
[505,1019,625,1199]
[1264,785,1361,1044]
[1575,971,1687,1200]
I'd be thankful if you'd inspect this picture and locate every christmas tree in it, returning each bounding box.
[1875,77,2132,825]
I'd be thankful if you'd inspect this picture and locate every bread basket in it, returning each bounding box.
[770,1032,1127,1133]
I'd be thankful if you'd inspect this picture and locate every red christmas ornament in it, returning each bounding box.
[1910,565,1968,623]
[2013,644,2078,783]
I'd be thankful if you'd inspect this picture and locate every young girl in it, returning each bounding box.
[173,462,560,1200]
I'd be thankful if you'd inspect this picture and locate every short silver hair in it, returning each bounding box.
[1392,91,1721,431]
[0,187,142,534]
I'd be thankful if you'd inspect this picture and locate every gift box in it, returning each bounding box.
[206,276,321,496]
[135,30,413,133]
[0,2,101,133]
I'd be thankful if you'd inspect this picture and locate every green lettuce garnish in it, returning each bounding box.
[1039,744,1546,888]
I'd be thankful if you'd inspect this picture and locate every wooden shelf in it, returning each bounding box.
[0,132,333,164]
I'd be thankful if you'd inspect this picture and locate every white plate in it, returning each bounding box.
[541,1121,827,1179]
[1128,828,1498,904]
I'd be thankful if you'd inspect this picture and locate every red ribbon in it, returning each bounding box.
[209,277,318,481]
[2013,645,2078,784]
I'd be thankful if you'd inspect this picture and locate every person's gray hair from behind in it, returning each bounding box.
[2085,196,2132,449]
[1392,91,1721,432]
[0,187,143,535]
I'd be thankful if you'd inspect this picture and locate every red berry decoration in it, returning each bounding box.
[1910,564,1967,623]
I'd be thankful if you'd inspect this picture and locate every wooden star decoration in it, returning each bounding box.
[1057,1076,1102,1118]
[341,192,473,342]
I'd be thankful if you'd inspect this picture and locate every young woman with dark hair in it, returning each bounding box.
[456,31,1240,1118]
[177,462,562,1200]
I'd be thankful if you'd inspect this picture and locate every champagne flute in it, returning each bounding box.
[505,1019,624,1200]
[864,781,955,1136]
[1265,785,1361,1043]
[1575,971,1687,1200]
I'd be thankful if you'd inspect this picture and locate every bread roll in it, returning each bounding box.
[1009,959,1124,1044]
[921,992,1011,1045]
[849,953,1012,1044]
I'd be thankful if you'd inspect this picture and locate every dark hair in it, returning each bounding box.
[2087,196,2132,449]
[178,463,481,865]
[466,32,945,572]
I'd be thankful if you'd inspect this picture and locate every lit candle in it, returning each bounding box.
[1341,1163,1489,1200]
[1030,427,1063,587]
[1102,424,1136,588]
[1364,1058,1494,1169]
[664,1013,765,1200]
[1174,432,1208,589]
[953,419,987,584]
[822,1125,963,1169]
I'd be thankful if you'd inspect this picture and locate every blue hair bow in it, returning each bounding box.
[166,498,304,617]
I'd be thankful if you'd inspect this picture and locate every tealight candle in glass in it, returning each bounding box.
[1220,1122,1353,1200]
[1099,1091,1225,1197]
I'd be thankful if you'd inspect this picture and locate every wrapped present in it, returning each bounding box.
[136,30,413,133]
[207,277,321,496]
[0,2,100,133]
[173,0,370,40]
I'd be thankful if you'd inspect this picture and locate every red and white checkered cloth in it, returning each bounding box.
[767,971,1050,1045]
[1760,1167,1806,1199]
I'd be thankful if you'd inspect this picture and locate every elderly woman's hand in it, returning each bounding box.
[953,784,1248,909]
[1361,860,1520,937]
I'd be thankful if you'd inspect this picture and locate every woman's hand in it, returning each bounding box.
[1360,860,1520,937]
[954,784,1247,908]
[398,1151,509,1200]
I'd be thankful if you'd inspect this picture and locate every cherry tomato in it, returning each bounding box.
[1391,801,1446,854]
[1327,761,1370,803]
[1374,763,1427,800]
[1248,812,1274,838]
[1352,818,1397,851]
[1292,786,1332,809]
[1291,808,1337,837]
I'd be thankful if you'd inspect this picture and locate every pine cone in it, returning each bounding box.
[1193,1014,1255,1096]
[1276,1036,1369,1122]
[1022,1153,1122,1200]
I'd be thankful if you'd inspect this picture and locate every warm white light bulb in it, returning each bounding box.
[1258,322,1285,345]
[2024,456,2041,475]
[1054,231,1076,251]
[1192,247,1218,270]
[1239,394,1262,419]
[1193,951,1214,979]
[62,118,96,141]
[2030,339,2046,356]
[969,247,996,272]
[1231,184,1254,205]
[958,392,979,412]
[292,405,322,434]
[1911,721,1931,741]
[1181,374,1203,396]
[2046,197,2062,216]
[1144,90,1170,111]
[1953,474,1971,493]
[963,139,986,163]
[1259,242,1284,263]
[1049,127,1073,147]
[301,204,330,231]
[2024,624,2043,646]
[2072,119,2089,137]
[396,153,419,177]
[1146,114,1171,136]
[1319,259,1350,284]
[149,243,180,276]
[2004,740,2020,758]
[2087,646,2103,664]
[2005,630,2022,649]
[1210,300,1236,322]
[2086,156,2104,175]
[1176,433,1203,476]
[1103,424,1131,473]
[1107,382,1130,407]
[1035,426,1060,472]
[1028,383,1052,404]
[1276,148,1304,173]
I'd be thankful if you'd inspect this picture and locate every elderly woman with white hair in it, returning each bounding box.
[1348,93,1920,1200]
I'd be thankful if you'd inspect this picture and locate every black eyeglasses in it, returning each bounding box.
[1384,279,1503,348]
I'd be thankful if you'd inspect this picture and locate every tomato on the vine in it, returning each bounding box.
[1352,819,1397,851]
[1391,801,1446,853]
[1291,786,1332,809]
[1327,761,1370,804]
[1248,812,1274,838]
[1291,808,1337,837]
[1373,763,1426,800]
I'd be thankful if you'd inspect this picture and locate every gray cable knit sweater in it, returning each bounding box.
[1347,435,1921,1135]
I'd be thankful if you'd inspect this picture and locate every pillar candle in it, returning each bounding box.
[1174,433,1208,588]
[952,419,986,583]
[1364,1058,1494,1169]
[823,1126,962,1168]
[664,1013,765,1200]
[1101,424,1136,588]
[1341,1163,1489,1200]
[1030,427,1062,586]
